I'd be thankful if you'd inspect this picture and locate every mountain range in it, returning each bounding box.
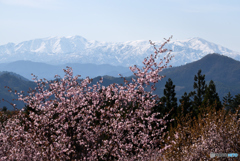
[1,36,240,67]
[88,53,240,103]
[0,61,133,81]
[1,53,240,111]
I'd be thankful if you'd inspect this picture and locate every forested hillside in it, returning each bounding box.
[1,53,240,111]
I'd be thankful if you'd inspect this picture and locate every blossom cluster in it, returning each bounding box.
[0,37,174,160]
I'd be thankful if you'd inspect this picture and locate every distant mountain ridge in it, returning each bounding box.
[0,36,240,67]
[1,53,240,110]
[0,72,36,110]
[153,53,240,99]
[88,53,240,103]
[0,71,29,81]
[0,61,133,81]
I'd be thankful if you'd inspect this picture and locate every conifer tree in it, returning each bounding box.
[202,80,221,111]
[189,69,207,118]
[232,94,240,114]
[1,106,7,112]
[152,96,166,118]
[179,92,192,117]
[223,92,240,114]
[223,92,234,112]
[160,78,178,130]
[161,78,178,117]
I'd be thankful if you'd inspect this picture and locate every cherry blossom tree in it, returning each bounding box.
[0,37,175,160]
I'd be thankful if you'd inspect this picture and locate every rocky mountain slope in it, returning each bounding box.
[1,36,239,67]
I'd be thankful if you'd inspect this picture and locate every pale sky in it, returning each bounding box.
[0,0,240,52]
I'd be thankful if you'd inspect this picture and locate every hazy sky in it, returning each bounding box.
[1,0,240,52]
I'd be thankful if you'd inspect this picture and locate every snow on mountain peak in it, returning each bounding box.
[0,36,239,67]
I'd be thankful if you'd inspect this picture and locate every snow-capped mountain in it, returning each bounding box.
[1,36,240,67]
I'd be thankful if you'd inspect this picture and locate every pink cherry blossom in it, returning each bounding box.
[0,37,175,161]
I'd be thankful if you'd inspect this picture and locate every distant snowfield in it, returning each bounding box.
[0,36,240,67]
